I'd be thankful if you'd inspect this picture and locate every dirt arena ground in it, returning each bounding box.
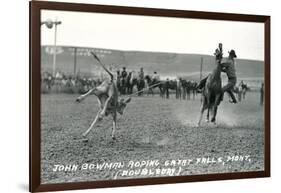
[41,92,264,184]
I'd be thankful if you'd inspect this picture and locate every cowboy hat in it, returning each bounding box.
[228,50,237,58]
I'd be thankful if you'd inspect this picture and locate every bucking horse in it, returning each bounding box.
[198,59,222,126]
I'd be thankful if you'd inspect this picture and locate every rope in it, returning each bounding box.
[127,82,162,97]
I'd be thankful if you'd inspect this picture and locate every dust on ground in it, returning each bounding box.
[41,92,264,183]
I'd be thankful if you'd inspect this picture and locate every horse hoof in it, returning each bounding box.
[112,136,116,140]
[210,120,217,126]
[205,119,209,123]
[82,132,88,137]
[82,137,88,142]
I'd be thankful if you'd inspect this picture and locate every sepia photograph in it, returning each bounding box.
[39,9,265,184]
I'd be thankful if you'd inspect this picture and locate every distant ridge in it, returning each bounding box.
[41,45,264,84]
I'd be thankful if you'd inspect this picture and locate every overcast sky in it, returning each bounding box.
[41,10,264,61]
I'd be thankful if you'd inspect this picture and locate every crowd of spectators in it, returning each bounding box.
[41,71,102,94]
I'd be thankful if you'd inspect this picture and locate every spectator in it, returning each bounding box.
[121,67,127,79]
[152,71,160,81]
[138,67,144,80]
[260,82,264,106]
[164,78,170,99]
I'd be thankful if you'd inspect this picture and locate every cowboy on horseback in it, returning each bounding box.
[120,67,128,94]
[197,43,237,103]
[121,67,128,79]
[220,50,238,103]
[152,71,160,82]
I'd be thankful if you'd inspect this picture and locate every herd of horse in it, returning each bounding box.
[116,73,198,99]
[41,71,200,100]
[42,71,248,102]
[42,65,249,127]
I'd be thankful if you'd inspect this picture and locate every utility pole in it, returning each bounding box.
[41,18,62,76]
[200,57,203,80]
[53,19,58,77]
[73,47,77,76]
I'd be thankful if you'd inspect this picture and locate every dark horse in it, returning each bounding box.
[125,71,145,95]
[163,80,177,99]
[126,72,136,94]
[144,75,164,97]
[198,59,222,126]
[144,75,180,98]
[179,79,198,100]
[190,81,198,100]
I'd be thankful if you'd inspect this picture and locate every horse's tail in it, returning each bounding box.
[90,52,114,82]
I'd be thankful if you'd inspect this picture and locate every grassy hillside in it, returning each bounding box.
[41,46,264,83]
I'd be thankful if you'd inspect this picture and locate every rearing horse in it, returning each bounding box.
[198,59,222,126]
